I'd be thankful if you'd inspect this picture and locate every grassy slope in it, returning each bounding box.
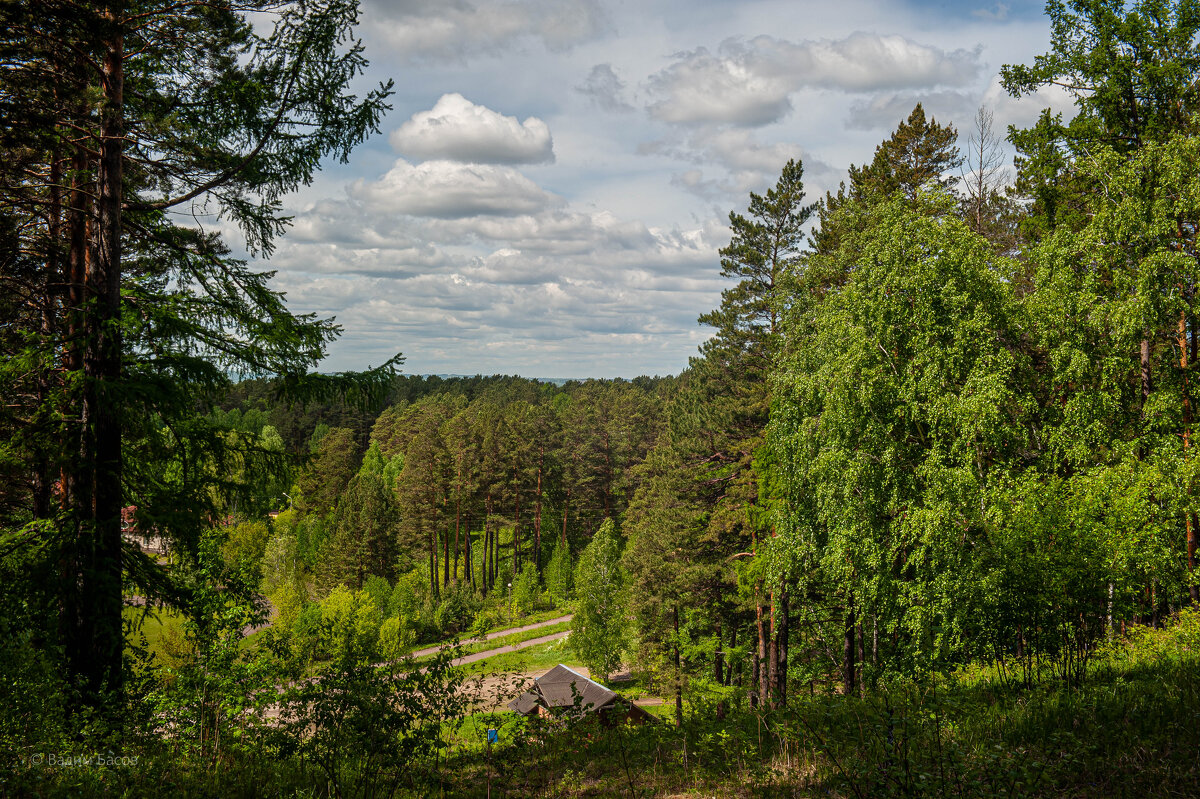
[36,607,1200,798]
[440,610,1200,798]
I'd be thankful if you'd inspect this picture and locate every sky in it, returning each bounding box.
[256,0,1072,379]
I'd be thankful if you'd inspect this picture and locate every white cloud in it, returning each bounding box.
[389,94,555,164]
[973,3,1010,21]
[350,159,562,218]
[642,128,839,203]
[647,33,985,126]
[646,43,794,126]
[982,74,1076,131]
[269,162,727,376]
[262,0,1058,377]
[576,64,635,113]
[367,0,610,62]
[845,90,979,131]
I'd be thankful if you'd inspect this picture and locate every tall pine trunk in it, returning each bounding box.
[512,452,520,574]
[843,600,856,696]
[484,491,493,592]
[442,497,450,589]
[756,594,770,707]
[561,486,570,546]
[533,445,543,570]
[775,583,788,708]
[1182,309,1198,603]
[714,618,726,719]
[453,462,462,585]
[68,14,125,700]
[673,605,683,727]
[767,590,778,708]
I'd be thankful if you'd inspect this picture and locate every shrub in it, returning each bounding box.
[513,564,540,616]
[378,616,416,661]
[546,538,572,606]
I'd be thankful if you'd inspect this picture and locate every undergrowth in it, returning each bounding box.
[5,611,1198,797]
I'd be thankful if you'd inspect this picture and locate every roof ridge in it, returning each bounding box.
[557,664,592,682]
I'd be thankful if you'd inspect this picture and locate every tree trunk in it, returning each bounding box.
[856,618,865,696]
[485,491,493,591]
[673,605,683,728]
[69,15,125,701]
[454,462,463,585]
[1180,311,1198,603]
[561,486,570,546]
[713,618,724,684]
[767,590,778,709]
[714,618,726,719]
[843,601,856,697]
[534,445,543,570]
[775,582,789,708]
[750,617,760,707]
[428,524,437,599]
[726,625,737,686]
[33,143,63,521]
[756,595,770,707]
[513,451,521,574]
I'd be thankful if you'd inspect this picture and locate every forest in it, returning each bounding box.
[3,0,1200,797]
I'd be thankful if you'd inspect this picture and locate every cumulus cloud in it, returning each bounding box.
[647,33,984,126]
[845,90,979,130]
[389,94,554,164]
[642,128,839,203]
[268,167,727,376]
[973,3,1010,21]
[981,74,1075,131]
[647,43,793,127]
[350,159,562,218]
[367,0,610,62]
[576,63,635,112]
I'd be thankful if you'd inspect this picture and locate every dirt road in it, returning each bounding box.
[408,614,573,660]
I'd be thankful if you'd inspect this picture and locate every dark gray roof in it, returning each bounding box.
[507,664,618,715]
[509,690,541,715]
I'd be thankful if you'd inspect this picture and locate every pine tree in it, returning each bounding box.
[0,0,394,703]
[812,103,960,257]
[320,472,399,591]
[699,158,815,390]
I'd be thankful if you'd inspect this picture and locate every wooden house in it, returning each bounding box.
[508,664,654,725]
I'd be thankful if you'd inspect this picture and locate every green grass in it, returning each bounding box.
[45,604,1200,797]
[475,606,571,637]
[458,633,580,677]
[409,620,573,669]
[434,610,1200,798]
[123,604,186,664]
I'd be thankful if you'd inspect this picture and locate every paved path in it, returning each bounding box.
[408,614,573,660]
[449,628,571,668]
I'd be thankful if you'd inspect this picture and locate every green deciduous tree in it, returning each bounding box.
[570,518,628,682]
[1002,0,1200,236]
[513,563,541,616]
[773,190,1030,682]
[546,537,573,607]
[1004,0,1200,607]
